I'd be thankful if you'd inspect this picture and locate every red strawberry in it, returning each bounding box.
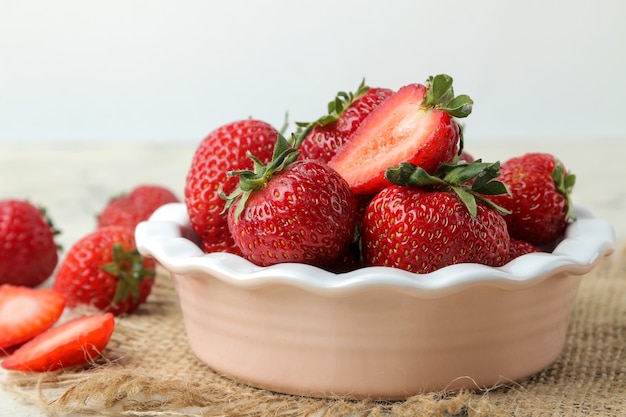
[0,200,60,287]
[185,119,278,254]
[97,184,179,231]
[53,226,155,316]
[489,152,576,247]
[2,313,115,372]
[328,74,473,195]
[225,135,357,268]
[508,238,541,261]
[297,81,393,163]
[362,161,510,273]
[0,285,66,350]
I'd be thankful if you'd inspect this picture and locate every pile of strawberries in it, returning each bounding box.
[185,74,576,274]
[0,185,178,372]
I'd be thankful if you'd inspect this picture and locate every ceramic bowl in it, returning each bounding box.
[135,202,615,400]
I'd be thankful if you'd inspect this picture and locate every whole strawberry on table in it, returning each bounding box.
[53,225,156,316]
[0,200,60,287]
[97,184,179,232]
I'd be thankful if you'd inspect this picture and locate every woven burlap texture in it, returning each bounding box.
[4,243,625,417]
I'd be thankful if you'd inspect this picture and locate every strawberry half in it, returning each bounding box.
[0,285,66,350]
[2,313,115,372]
[328,74,473,195]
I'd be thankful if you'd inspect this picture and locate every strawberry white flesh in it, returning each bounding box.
[329,83,458,195]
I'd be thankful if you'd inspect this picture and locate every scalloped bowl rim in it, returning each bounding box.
[136,202,615,297]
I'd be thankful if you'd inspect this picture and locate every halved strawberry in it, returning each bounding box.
[2,313,115,372]
[0,285,66,350]
[328,74,473,195]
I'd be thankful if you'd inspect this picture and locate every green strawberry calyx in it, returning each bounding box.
[552,159,577,222]
[385,159,511,219]
[422,74,473,156]
[222,133,299,223]
[421,74,474,118]
[100,243,155,304]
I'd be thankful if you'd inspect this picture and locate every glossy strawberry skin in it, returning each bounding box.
[97,185,179,231]
[508,238,541,261]
[0,285,66,350]
[328,84,460,195]
[300,87,393,163]
[53,226,155,316]
[2,313,115,372]
[489,153,573,246]
[362,186,509,274]
[0,200,59,287]
[185,120,277,254]
[228,160,357,268]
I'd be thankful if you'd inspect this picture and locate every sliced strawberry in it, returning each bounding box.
[0,285,66,350]
[328,74,473,195]
[2,313,115,372]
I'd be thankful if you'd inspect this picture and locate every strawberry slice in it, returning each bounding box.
[1,313,115,372]
[328,74,473,195]
[0,285,66,350]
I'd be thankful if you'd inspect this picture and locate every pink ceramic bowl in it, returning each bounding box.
[136,203,615,400]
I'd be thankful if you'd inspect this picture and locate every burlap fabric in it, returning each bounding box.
[3,243,625,417]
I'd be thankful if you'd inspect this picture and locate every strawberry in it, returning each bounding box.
[97,184,179,231]
[488,152,576,247]
[0,285,66,350]
[185,119,278,254]
[328,74,473,195]
[362,160,510,274]
[296,80,393,163]
[508,238,541,261]
[0,200,60,287]
[53,226,155,316]
[2,313,115,372]
[224,134,357,268]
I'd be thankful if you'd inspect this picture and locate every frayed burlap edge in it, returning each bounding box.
[2,243,625,417]
[5,368,504,417]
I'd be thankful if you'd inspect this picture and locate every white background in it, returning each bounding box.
[1,0,625,144]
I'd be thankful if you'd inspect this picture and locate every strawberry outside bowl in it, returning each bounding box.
[135,202,615,400]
